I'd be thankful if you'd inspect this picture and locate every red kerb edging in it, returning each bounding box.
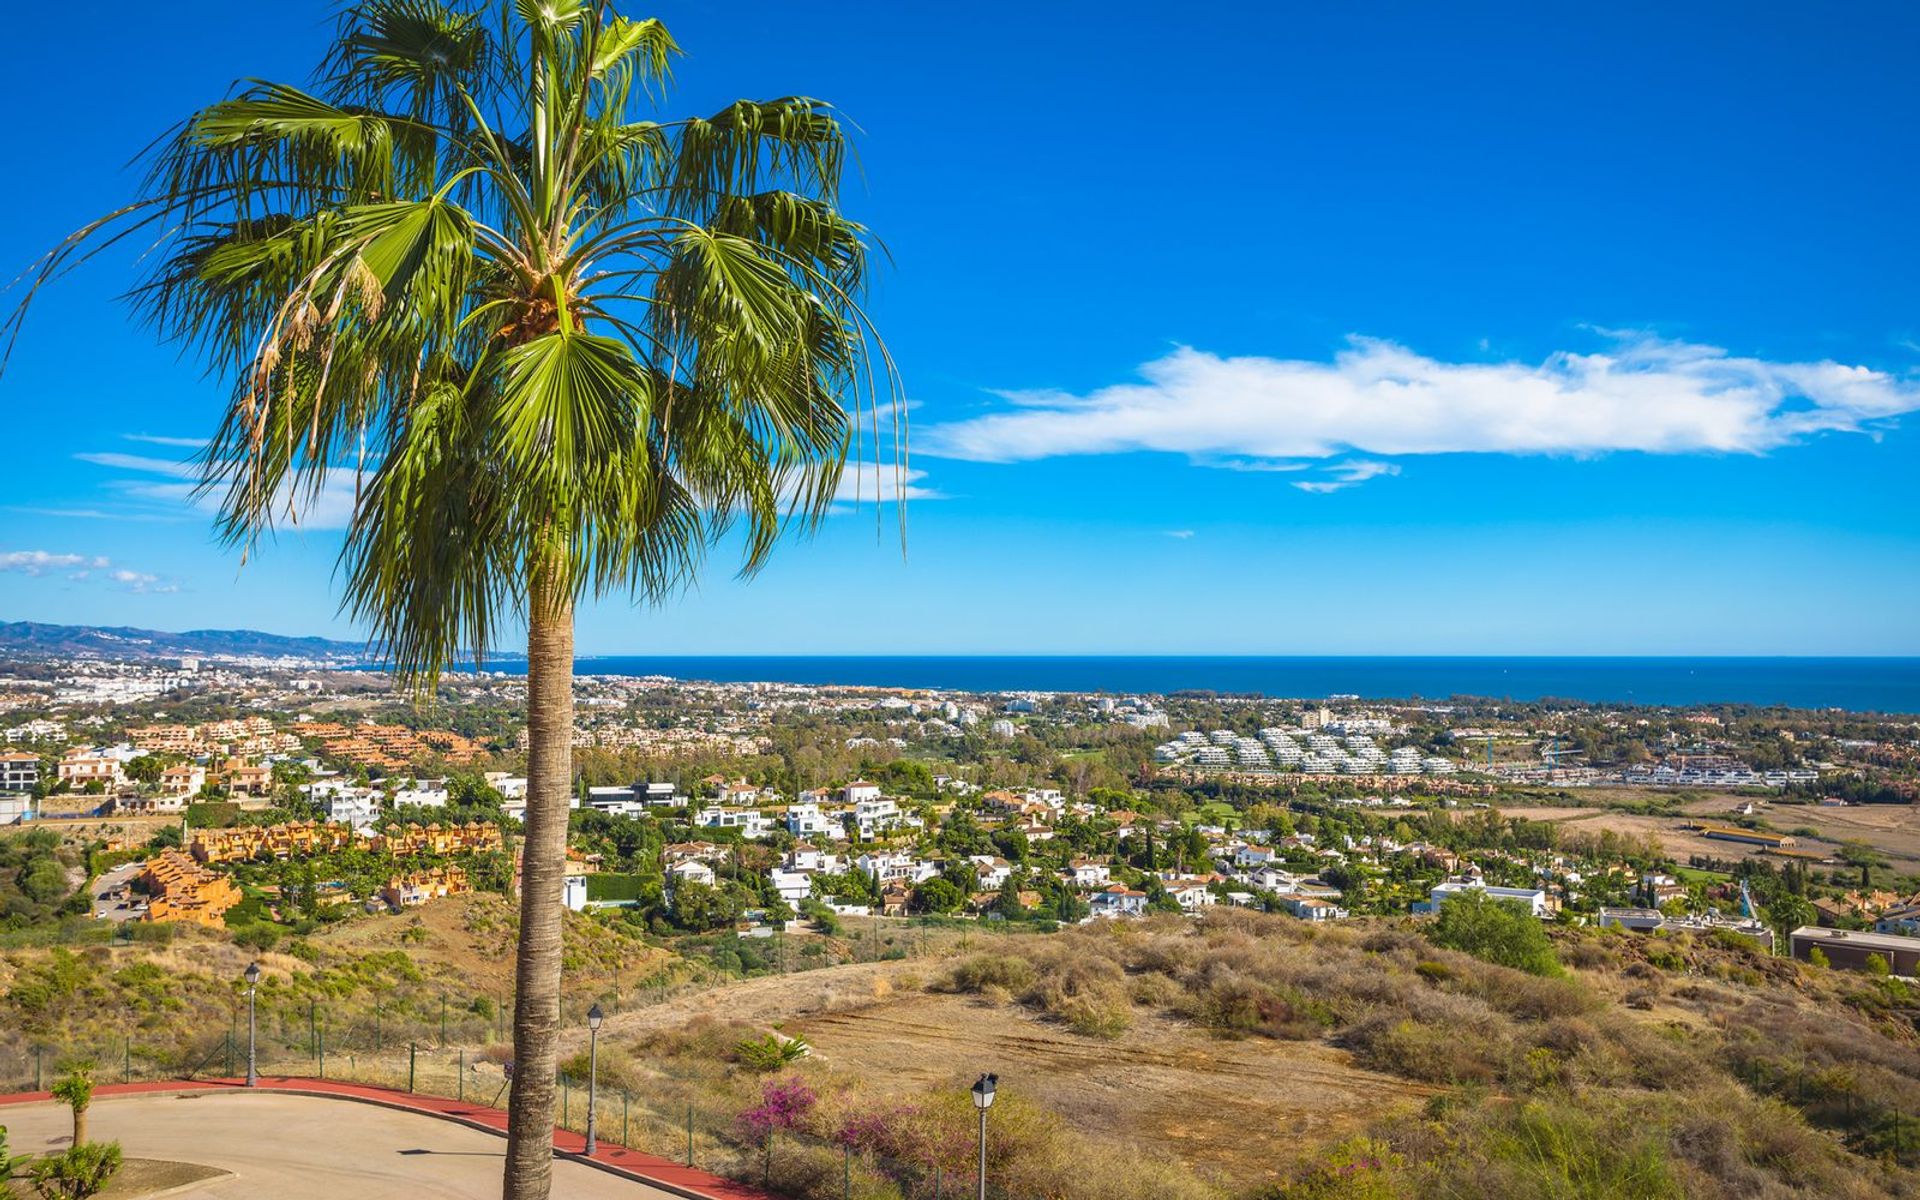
[0,1076,776,1200]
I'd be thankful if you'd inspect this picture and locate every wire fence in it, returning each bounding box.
[1,1023,1029,1199]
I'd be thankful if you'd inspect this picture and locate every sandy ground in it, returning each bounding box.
[589,957,1433,1183]
[1,1091,676,1199]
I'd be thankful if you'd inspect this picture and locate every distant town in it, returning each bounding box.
[3,638,1918,982]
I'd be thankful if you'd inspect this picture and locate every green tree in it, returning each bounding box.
[1764,894,1816,942]
[14,5,896,1197]
[1427,890,1561,976]
[123,756,167,785]
[910,877,963,914]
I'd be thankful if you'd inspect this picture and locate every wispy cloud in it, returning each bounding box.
[918,333,1920,489]
[77,451,360,531]
[1165,529,1196,539]
[123,434,208,449]
[0,550,176,592]
[1293,460,1401,494]
[7,506,190,523]
[75,452,198,479]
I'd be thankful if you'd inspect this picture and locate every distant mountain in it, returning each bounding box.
[0,621,369,663]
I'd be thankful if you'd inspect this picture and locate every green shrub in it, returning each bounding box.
[1427,890,1562,977]
[945,954,1037,994]
[1644,944,1685,972]
[28,1141,121,1200]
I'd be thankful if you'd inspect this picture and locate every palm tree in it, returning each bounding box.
[6,4,898,1196]
[50,1065,93,1148]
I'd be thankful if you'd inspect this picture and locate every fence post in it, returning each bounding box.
[318,1025,325,1080]
[225,1030,234,1078]
[935,1166,942,1199]
[686,1104,694,1165]
[843,1144,851,1200]
[459,1049,466,1101]
[34,1047,42,1091]
[562,1078,570,1130]
[408,1043,416,1094]
[440,996,447,1046]
[123,1038,131,1083]
[622,1090,629,1148]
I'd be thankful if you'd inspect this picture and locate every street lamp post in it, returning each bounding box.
[243,962,261,1088]
[970,1073,996,1200]
[584,1004,604,1155]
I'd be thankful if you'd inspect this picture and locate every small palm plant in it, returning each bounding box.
[734,1032,811,1072]
[47,1068,93,1149]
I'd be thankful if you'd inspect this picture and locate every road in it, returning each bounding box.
[0,1091,681,1199]
[91,862,144,923]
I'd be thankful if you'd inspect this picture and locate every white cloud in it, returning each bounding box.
[0,550,175,593]
[1293,460,1401,494]
[918,334,1920,486]
[1165,529,1196,539]
[827,466,942,506]
[123,434,209,449]
[0,550,109,576]
[79,451,361,531]
[108,568,178,594]
[75,451,200,478]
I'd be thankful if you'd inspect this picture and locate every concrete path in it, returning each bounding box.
[0,1081,774,1200]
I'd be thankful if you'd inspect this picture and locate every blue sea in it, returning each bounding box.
[510,656,1920,714]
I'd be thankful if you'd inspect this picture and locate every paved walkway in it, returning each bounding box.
[0,1078,775,1200]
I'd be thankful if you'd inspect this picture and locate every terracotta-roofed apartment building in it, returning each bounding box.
[291,721,483,771]
[191,820,357,864]
[142,849,241,926]
[381,865,472,909]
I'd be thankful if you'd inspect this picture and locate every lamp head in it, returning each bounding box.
[971,1072,997,1109]
[588,1003,604,1030]
[244,961,261,987]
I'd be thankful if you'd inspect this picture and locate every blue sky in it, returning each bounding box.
[2,1,1918,655]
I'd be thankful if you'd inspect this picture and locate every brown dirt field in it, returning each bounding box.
[588,958,1433,1184]
[1502,793,1920,867]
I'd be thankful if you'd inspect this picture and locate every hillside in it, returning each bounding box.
[549,911,1920,1200]
[8,904,1920,1199]
[0,621,367,663]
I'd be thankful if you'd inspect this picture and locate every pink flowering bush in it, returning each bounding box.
[738,1074,817,1140]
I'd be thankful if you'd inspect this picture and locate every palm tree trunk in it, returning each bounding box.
[502,554,574,1200]
[73,1104,86,1147]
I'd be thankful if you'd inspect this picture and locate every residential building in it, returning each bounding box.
[160,764,206,798]
[58,749,126,789]
[1422,879,1553,918]
[380,865,471,909]
[769,868,813,905]
[1790,926,1920,974]
[1088,884,1148,919]
[667,859,718,890]
[1279,895,1348,921]
[142,850,241,926]
[0,752,40,793]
